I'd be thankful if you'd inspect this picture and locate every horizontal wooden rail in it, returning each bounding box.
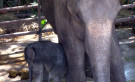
[0,4,38,13]
[0,16,45,25]
[115,16,135,25]
[0,29,53,38]
[0,4,135,13]
[121,4,135,9]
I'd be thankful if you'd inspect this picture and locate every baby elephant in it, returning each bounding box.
[24,41,68,82]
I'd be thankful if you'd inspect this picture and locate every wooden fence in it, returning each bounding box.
[0,4,135,38]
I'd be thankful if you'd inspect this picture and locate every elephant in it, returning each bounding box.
[24,41,68,82]
[40,0,126,82]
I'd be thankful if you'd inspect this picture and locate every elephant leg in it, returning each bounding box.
[33,64,43,82]
[43,66,50,82]
[53,78,61,82]
[110,34,126,82]
[28,63,33,82]
[65,40,85,82]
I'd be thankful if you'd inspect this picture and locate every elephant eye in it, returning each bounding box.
[75,13,83,23]
[75,13,81,19]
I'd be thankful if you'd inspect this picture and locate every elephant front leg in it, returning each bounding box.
[110,33,126,82]
[65,40,85,82]
[85,20,112,82]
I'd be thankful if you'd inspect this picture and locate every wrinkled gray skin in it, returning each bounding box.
[24,41,68,82]
[40,0,126,82]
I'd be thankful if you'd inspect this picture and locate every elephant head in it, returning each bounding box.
[40,0,126,82]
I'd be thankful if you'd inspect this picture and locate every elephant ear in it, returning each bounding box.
[40,0,57,34]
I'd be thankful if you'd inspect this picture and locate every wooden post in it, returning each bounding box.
[37,0,42,41]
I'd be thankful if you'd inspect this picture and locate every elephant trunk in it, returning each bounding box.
[85,18,113,82]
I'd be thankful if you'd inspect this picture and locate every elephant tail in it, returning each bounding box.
[24,44,36,82]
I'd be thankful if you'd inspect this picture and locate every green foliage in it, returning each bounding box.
[41,19,47,29]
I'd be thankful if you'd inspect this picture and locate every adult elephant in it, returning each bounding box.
[40,0,126,82]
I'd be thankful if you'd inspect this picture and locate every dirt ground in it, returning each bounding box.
[0,28,135,82]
